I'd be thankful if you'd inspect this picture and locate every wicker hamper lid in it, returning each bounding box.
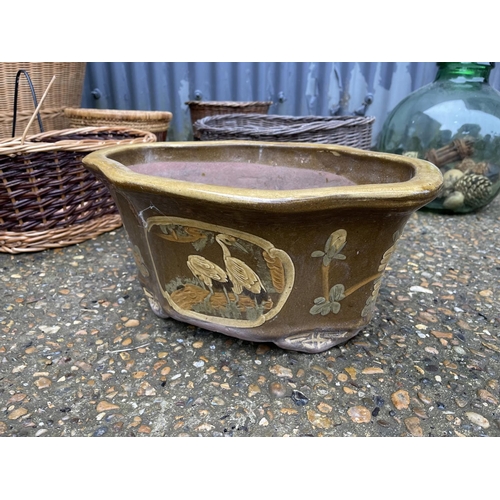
[64,108,173,134]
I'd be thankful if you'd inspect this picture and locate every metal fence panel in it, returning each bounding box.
[81,62,500,145]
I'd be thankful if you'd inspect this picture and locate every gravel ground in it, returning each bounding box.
[1,196,499,438]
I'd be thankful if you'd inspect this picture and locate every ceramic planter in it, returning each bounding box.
[83,141,442,353]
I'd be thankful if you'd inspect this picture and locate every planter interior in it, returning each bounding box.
[83,141,442,353]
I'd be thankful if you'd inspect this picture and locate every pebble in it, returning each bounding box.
[486,379,499,391]
[248,384,261,397]
[137,382,156,396]
[38,326,60,334]
[291,390,308,406]
[344,367,357,380]
[312,365,334,382]
[317,402,332,414]
[269,365,293,378]
[307,410,333,429]
[391,389,410,410]
[96,401,120,412]
[347,406,371,423]
[195,423,214,432]
[477,389,498,405]
[93,426,108,437]
[34,377,52,389]
[412,407,428,419]
[404,417,424,436]
[8,408,28,420]
[362,367,384,374]
[377,420,390,428]
[410,286,433,294]
[269,381,287,397]
[417,392,432,405]
[124,319,140,327]
[256,345,271,355]
[465,412,490,429]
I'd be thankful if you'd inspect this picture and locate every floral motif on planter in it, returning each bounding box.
[361,230,401,318]
[310,228,397,319]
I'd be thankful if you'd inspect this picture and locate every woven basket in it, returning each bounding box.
[64,108,173,142]
[0,63,87,138]
[0,126,156,253]
[186,101,273,138]
[194,113,375,149]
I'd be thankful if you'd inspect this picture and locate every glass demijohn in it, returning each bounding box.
[377,62,500,213]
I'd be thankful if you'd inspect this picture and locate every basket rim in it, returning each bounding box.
[64,107,173,121]
[193,113,375,137]
[196,113,375,124]
[186,100,273,107]
[0,214,122,254]
[0,126,157,154]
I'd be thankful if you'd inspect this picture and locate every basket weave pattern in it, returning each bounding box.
[194,114,375,149]
[64,108,173,141]
[186,101,273,125]
[0,62,87,138]
[0,126,156,253]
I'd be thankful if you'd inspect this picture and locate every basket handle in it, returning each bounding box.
[12,70,46,137]
[19,75,56,145]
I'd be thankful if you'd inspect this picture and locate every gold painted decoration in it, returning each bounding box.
[144,216,295,328]
[310,229,402,318]
[281,330,352,351]
[362,230,401,318]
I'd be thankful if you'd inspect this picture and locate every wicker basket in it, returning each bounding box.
[186,101,273,138]
[64,108,173,142]
[194,113,375,149]
[0,126,156,253]
[0,63,87,138]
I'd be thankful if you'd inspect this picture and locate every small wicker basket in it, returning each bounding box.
[194,113,375,149]
[64,108,173,142]
[186,101,273,138]
[0,126,156,253]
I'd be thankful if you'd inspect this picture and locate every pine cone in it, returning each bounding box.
[456,158,490,175]
[454,173,493,208]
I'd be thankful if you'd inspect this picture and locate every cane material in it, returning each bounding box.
[64,108,173,142]
[0,126,156,252]
[186,101,273,138]
[0,62,86,137]
[194,113,375,149]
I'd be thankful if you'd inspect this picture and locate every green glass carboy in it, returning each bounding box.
[377,62,500,213]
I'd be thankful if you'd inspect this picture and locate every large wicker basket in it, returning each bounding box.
[0,63,87,138]
[64,108,173,142]
[194,113,375,149]
[0,126,156,253]
[186,101,273,138]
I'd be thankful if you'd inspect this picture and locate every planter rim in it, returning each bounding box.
[83,140,443,212]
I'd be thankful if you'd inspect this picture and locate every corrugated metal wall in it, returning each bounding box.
[81,62,500,145]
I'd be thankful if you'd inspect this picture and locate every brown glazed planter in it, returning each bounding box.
[83,141,442,353]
